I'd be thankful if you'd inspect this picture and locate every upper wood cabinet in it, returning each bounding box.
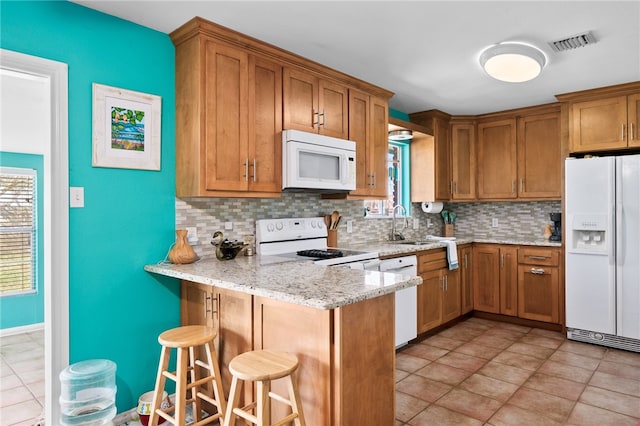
[556,82,640,153]
[477,118,518,199]
[451,122,476,200]
[517,111,561,199]
[173,30,282,197]
[283,67,349,139]
[347,90,388,198]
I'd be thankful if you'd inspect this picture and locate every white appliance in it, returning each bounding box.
[282,129,356,192]
[565,155,640,352]
[255,217,418,348]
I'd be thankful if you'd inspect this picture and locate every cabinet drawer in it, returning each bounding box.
[418,249,447,273]
[518,248,559,266]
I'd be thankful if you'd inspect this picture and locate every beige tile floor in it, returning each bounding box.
[0,330,45,426]
[2,319,640,426]
[396,317,640,425]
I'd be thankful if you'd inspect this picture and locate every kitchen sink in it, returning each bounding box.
[393,241,434,245]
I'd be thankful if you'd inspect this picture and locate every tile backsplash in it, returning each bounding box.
[176,194,560,257]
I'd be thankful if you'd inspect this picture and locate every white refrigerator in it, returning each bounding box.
[565,155,640,352]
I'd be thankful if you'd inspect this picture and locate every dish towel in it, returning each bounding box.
[443,240,458,270]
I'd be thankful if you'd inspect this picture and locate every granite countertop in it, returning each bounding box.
[144,255,422,310]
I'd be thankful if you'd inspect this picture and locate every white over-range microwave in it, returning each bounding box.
[282,129,356,192]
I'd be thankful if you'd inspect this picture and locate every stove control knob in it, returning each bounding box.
[276,222,284,231]
[318,220,324,228]
[310,221,316,228]
[267,224,275,232]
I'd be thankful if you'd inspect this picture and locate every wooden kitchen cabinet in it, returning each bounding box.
[472,244,517,316]
[517,111,561,198]
[347,89,389,198]
[172,27,282,197]
[283,67,348,139]
[476,118,518,199]
[517,247,560,323]
[459,244,473,314]
[451,122,476,200]
[180,282,252,397]
[417,249,460,333]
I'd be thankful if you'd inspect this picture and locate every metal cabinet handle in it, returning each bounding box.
[372,172,376,189]
[501,254,504,268]
[520,179,524,193]
[321,109,326,128]
[450,181,454,195]
[631,123,635,140]
[464,253,468,269]
[313,110,320,127]
[528,255,548,260]
[622,123,626,141]
[445,275,448,291]
[530,268,545,275]
[253,158,257,182]
[244,158,249,182]
[204,294,212,319]
[511,180,516,193]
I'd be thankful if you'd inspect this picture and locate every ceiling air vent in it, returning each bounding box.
[549,31,597,52]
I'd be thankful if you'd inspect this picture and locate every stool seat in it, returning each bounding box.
[229,350,298,382]
[158,325,216,348]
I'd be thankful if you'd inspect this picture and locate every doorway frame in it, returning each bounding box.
[1,49,69,424]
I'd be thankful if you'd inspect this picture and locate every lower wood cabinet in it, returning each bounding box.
[517,247,560,323]
[472,244,518,316]
[417,250,461,333]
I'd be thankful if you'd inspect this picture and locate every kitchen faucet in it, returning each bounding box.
[390,204,408,241]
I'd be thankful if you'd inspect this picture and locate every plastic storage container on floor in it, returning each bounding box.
[59,359,117,426]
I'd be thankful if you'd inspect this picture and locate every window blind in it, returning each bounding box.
[0,167,37,295]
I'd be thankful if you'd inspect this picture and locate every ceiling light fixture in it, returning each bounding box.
[388,129,413,141]
[479,42,547,83]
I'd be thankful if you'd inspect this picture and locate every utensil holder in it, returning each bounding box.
[327,229,338,248]
[444,224,454,237]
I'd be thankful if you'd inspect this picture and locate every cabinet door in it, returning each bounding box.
[318,79,348,138]
[214,287,252,397]
[629,94,640,148]
[499,247,518,316]
[180,281,213,327]
[369,96,389,198]
[570,96,628,152]
[472,245,500,313]
[417,270,443,333]
[254,296,332,426]
[434,117,452,201]
[518,265,559,323]
[283,67,318,133]
[459,246,473,314]
[477,119,517,199]
[248,56,282,193]
[451,123,476,200]
[442,269,461,323]
[204,41,249,192]
[348,90,371,196]
[517,112,561,199]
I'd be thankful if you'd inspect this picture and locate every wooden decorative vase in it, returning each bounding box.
[168,229,199,264]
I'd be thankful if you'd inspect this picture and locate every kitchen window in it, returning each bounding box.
[0,167,37,296]
[364,141,410,217]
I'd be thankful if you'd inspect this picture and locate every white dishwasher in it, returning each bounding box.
[379,256,418,348]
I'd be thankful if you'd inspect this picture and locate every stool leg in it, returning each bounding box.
[189,345,202,422]
[175,347,189,426]
[287,374,306,426]
[150,345,170,426]
[204,340,227,423]
[223,376,242,426]
[257,380,270,426]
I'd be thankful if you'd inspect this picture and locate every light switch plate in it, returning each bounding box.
[492,218,499,228]
[185,227,198,243]
[224,222,233,230]
[346,220,353,233]
[413,218,419,229]
[69,187,84,208]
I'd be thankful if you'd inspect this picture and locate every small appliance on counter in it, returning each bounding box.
[549,212,561,241]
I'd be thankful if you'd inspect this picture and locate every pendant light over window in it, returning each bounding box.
[479,42,546,83]
[388,129,413,141]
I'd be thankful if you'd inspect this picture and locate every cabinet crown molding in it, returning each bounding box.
[555,81,640,102]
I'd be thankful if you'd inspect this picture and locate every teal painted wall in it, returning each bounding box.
[390,108,410,121]
[0,153,45,329]
[1,1,179,411]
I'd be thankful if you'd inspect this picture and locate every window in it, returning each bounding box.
[0,167,37,295]
[363,141,411,217]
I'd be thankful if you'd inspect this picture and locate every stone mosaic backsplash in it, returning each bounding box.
[176,193,560,257]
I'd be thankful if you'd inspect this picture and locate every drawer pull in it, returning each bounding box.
[204,294,212,318]
[530,268,545,275]
[527,255,548,261]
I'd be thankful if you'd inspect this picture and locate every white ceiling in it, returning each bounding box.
[73,1,640,115]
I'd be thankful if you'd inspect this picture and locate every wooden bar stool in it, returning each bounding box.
[150,325,226,426]
[223,350,305,426]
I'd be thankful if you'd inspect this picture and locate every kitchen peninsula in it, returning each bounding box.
[145,255,422,425]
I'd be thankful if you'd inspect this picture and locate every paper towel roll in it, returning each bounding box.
[421,201,444,213]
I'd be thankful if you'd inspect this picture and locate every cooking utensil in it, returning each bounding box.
[324,215,331,229]
[449,212,457,223]
[330,211,340,229]
[440,210,449,223]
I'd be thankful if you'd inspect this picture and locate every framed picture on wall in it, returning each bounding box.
[92,83,161,171]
